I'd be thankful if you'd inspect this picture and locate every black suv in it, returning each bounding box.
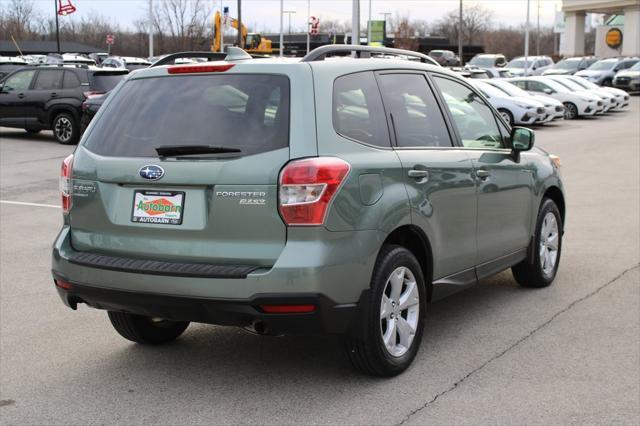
[0,65,128,144]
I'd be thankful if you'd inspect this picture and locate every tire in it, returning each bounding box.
[498,108,513,126]
[602,78,612,87]
[108,311,189,345]
[512,198,563,288]
[25,128,41,134]
[52,112,79,145]
[344,245,426,377]
[563,102,578,120]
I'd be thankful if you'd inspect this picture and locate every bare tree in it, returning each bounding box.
[0,0,40,40]
[393,16,418,51]
[435,2,493,45]
[153,0,212,51]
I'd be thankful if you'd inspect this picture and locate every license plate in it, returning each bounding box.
[131,190,185,225]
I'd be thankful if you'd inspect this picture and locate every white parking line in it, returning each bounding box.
[0,200,60,209]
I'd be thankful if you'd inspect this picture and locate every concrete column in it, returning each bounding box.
[561,11,586,56]
[622,5,640,57]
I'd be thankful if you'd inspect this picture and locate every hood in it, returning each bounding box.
[575,70,605,78]
[511,96,544,108]
[542,69,573,76]
[507,68,526,76]
[615,70,640,78]
[530,94,562,106]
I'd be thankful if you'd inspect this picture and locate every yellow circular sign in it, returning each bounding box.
[606,28,623,49]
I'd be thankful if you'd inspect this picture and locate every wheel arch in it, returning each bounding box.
[48,106,80,129]
[543,185,565,226]
[381,225,434,301]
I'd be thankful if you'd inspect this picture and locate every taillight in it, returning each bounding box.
[278,157,350,226]
[167,64,235,74]
[83,91,104,99]
[60,154,73,214]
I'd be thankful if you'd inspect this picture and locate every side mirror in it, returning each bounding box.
[543,88,552,94]
[511,127,535,154]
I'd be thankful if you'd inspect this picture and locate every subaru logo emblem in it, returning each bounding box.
[139,165,165,180]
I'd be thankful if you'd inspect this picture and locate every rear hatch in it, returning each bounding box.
[71,69,292,267]
[88,70,129,94]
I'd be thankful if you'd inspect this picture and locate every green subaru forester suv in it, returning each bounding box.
[52,46,565,376]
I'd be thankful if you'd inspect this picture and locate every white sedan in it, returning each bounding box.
[544,75,617,112]
[470,80,546,126]
[483,79,565,122]
[507,77,604,119]
[560,75,630,110]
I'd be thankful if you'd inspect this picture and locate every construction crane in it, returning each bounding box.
[211,11,273,55]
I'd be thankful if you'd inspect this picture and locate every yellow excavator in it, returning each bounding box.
[211,11,273,55]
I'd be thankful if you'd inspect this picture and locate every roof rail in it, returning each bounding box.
[301,45,439,66]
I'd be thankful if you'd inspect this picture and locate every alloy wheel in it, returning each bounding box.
[380,266,420,357]
[539,212,559,276]
[54,116,73,143]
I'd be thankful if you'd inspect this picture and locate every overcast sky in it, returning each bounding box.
[14,0,564,32]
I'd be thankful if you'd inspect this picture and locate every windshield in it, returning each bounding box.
[588,60,616,70]
[83,74,290,157]
[469,56,496,67]
[550,77,585,91]
[631,62,640,71]
[555,58,581,69]
[429,51,443,58]
[567,77,592,89]
[489,80,530,97]
[473,82,507,98]
[540,79,570,93]
[507,59,531,68]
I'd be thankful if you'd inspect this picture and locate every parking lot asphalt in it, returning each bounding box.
[1,98,639,425]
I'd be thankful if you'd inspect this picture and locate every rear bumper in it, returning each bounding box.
[53,273,363,335]
[52,226,383,335]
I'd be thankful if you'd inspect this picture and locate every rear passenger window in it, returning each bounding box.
[63,71,81,89]
[377,73,452,148]
[33,70,63,90]
[333,71,390,147]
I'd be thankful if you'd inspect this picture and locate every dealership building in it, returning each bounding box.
[561,0,640,57]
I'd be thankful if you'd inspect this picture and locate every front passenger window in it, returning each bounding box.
[432,75,504,149]
[3,70,36,91]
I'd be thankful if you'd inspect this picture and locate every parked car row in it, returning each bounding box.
[462,53,639,89]
[452,72,630,126]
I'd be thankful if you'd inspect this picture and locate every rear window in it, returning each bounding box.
[83,74,290,157]
[89,72,128,92]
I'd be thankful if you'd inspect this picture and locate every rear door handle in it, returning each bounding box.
[17,93,25,99]
[50,92,57,98]
[408,169,429,179]
[476,169,490,179]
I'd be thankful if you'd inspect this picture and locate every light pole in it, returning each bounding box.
[458,0,463,65]
[307,0,311,53]
[367,0,372,45]
[148,0,154,57]
[379,12,391,39]
[279,0,283,57]
[524,0,530,75]
[536,0,540,56]
[283,10,296,34]
[220,0,224,53]
[351,0,359,47]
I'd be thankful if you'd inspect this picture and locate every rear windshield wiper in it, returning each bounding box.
[155,145,242,157]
